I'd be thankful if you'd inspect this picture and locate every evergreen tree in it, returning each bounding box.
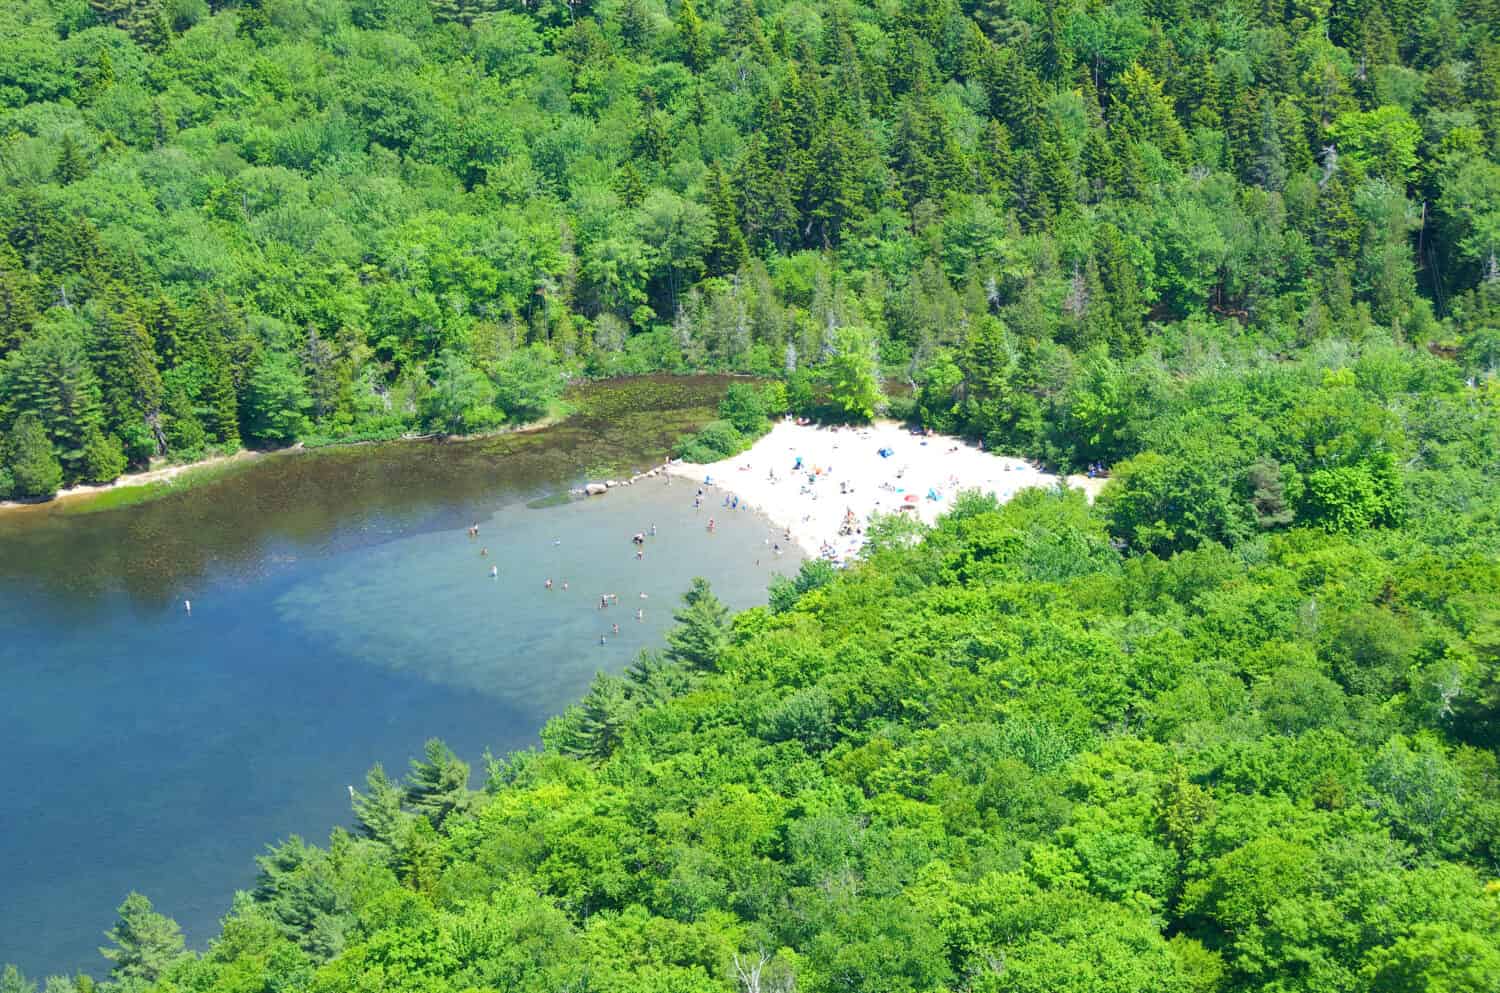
[705,163,749,277]
[350,763,408,852]
[88,292,164,461]
[675,0,708,71]
[1080,127,1119,204]
[0,254,41,357]
[614,161,648,209]
[617,0,651,52]
[404,738,469,829]
[53,134,88,186]
[162,382,206,454]
[99,893,187,985]
[561,673,634,761]
[666,577,732,671]
[78,423,126,484]
[5,412,63,499]
[1,325,106,482]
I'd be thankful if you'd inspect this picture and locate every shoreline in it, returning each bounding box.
[667,420,1108,561]
[0,410,573,515]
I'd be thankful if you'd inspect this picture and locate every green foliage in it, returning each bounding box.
[5,411,62,499]
[665,576,731,671]
[98,893,188,986]
[824,326,882,423]
[243,352,310,448]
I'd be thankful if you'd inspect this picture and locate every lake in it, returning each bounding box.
[0,376,797,980]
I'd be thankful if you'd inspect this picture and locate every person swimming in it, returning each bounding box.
[184,599,191,613]
[562,581,569,590]
[636,608,643,621]
[649,524,657,536]
[600,635,607,645]
[707,518,716,531]
[480,547,488,556]
[490,566,498,578]
[612,623,619,634]
[545,578,553,589]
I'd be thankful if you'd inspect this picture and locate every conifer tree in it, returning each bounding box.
[562,673,634,761]
[5,412,62,499]
[1080,127,1119,204]
[1,325,106,481]
[404,738,469,829]
[88,291,164,461]
[99,893,186,986]
[666,577,732,671]
[53,133,88,186]
[0,254,40,357]
[78,423,126,484]
[351,763,408,852]
[705,163,749,277]
[675,0,708,71]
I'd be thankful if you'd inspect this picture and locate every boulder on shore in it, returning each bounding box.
[585,482,608,496]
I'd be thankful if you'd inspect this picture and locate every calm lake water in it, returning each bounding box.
[0,377,798,980]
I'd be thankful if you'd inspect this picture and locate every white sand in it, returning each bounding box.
[667,420,1106,561]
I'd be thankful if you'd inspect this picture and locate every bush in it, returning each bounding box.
[674,419,744,463]
[719,382,768,434]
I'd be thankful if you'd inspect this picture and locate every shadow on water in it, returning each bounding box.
[0,375,737,607]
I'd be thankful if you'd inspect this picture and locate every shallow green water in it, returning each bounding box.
[0,376,799,979]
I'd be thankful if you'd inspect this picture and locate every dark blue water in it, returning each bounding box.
[0,378,797,980]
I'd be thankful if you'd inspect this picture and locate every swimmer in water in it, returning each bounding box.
[707,518,716,531]
[184,599,191,613]
[562,581,569,590]
[600,635,607,645]
[649,524,657,536]
[636,608,644,621]
[480,547,488,556]
[545,578,553,589]
[612,623,619,634]
[490,566,498,578]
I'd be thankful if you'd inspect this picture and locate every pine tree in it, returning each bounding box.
[88,290,164,460]
[675,0,709,71]
[78,423,127,484]
[5,412,63,499]
[351,763,408,852]
[404,738,469,829]
[54,133,88,185]
[162,382,206,454]
[0,252,41,356]
[705,163,749,276]
[1079,127,1119,204]
[561,673,635,761]
[666,577,732,671]
[99,893,186,985]
[630,89,672,171]
[1,325,107,482]
[618,0,651,52]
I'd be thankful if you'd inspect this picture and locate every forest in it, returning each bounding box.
[2,0,1500,988]
[1,0,1497,496]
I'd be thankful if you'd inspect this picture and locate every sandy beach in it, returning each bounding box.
[667,420,1106,561]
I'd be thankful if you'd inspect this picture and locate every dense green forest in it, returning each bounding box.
[3,0,1500,988]
[2,0,1499,497]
